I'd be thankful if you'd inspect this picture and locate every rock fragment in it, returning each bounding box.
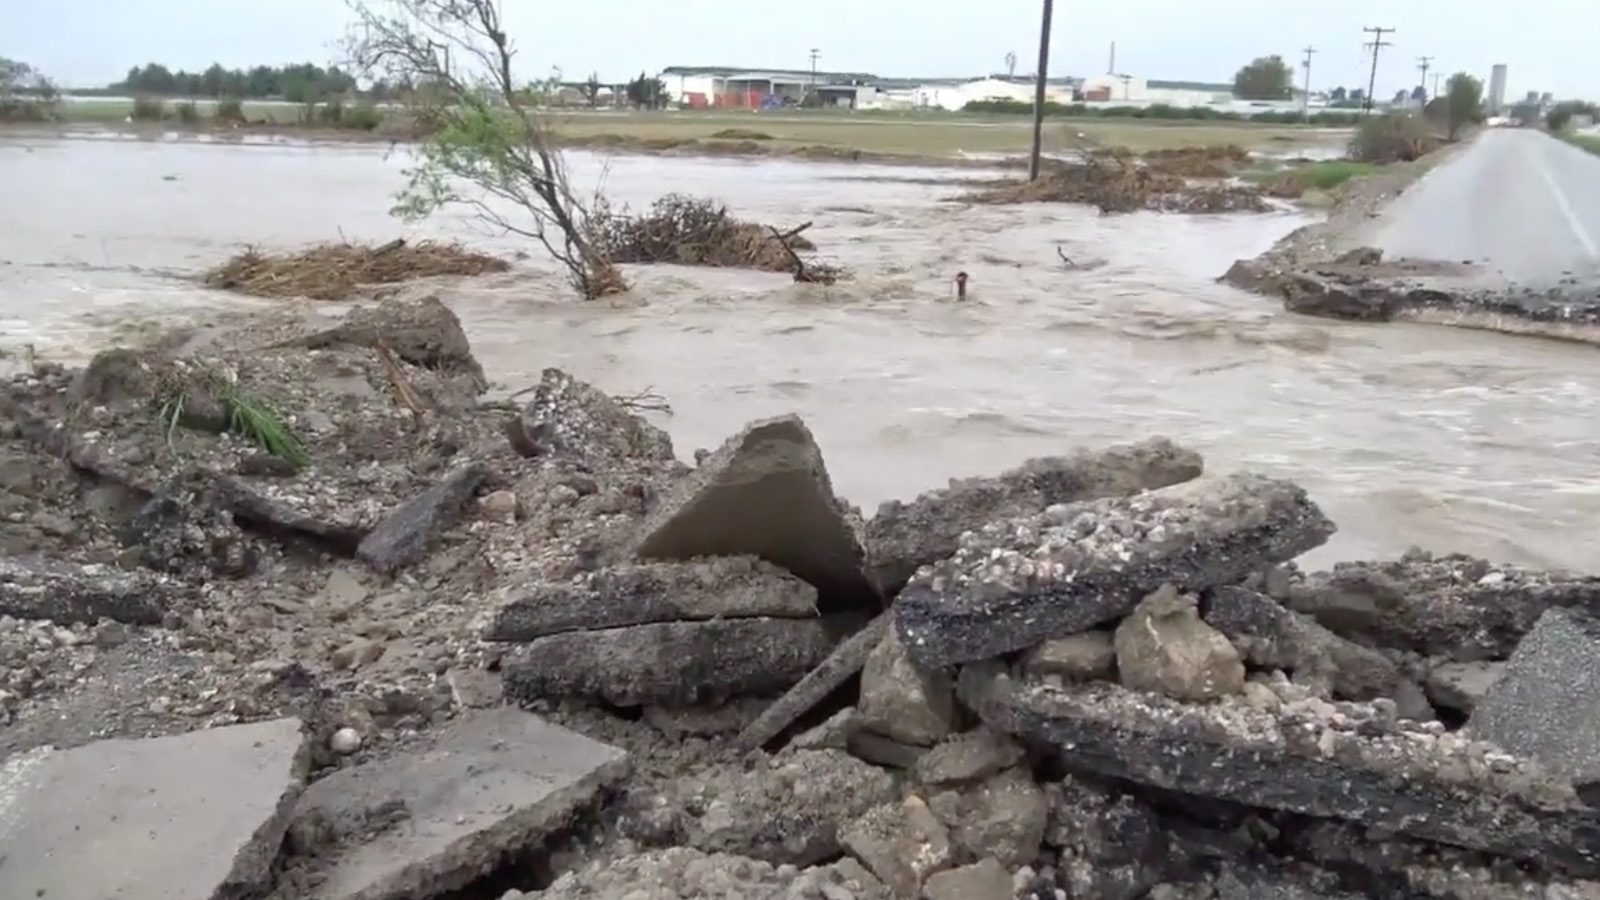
[486,557,817,641]
[1288,550,1600,661]
[282,709,627,900]
[623,414,876,609]
[0,555,185,625]
[1205,584,1402,699]
[1468,608,1600,789]
[922,859,1013,900]
[925,767,1049,868]
[738,613,888,751]
[514,367,679,469]
[895,472,1335,667]
[840,795,953,897]
[1114,585,1245,702]
[1021,630,1117,681]
[500,615,863,707]
[963,668,1600,877]
[1426,660,1505,717]
[306,295,487,386]
[356,461,488,576]
[862,436,1204,594]
[857,625,957,746]
[914,728,1025,788]
[1,718,309,900]
[671,748,897,865]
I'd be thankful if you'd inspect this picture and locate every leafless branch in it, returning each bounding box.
[343,0,627,299]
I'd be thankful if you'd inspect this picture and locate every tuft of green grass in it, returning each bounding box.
[1564,133,1600,156]
[157,386,309,467]
[1295,160,1378,190]
[222,388,309,466]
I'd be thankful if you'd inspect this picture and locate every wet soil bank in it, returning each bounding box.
[7,296,1600,900]
[1221,139,1600,344]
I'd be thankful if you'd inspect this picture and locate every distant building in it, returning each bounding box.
[1488,64,1508,114]
[1077,76,1232,108]
[654,64,1285,116]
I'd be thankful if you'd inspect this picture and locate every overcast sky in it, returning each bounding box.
[8,0,1583,99]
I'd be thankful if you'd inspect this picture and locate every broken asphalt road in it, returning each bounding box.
[1225,128,1600,337]
[1361,128,1600,285]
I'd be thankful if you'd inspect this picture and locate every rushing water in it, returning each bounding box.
[3,131,1598,571]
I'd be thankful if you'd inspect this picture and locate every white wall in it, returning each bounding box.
[914,78,1074,111]
[663,74,718,103]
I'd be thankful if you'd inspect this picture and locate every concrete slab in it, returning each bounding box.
[1468,607,1600,787]
[285,708,628,900]
[0,717,309,900]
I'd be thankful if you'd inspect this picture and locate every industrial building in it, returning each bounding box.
[1487,64,1508,114]
[655,64,1238,113]
[658,65,875,109]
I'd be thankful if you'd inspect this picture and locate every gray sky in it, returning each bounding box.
[10,0,1584,99]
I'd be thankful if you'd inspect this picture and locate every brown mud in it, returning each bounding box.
[4,294,1600,900]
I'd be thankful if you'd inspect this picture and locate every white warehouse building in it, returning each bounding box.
[1077,75,1232,108]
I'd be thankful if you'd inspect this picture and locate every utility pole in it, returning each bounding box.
[808,48,820,89]
[1027,0,1054,182]
[1300,46,1316,121]
[1432,72,1442,98]
[1361,26,1394,114]
[1417,55,1433,101]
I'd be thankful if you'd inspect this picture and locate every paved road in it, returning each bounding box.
[1367,129,1600,286]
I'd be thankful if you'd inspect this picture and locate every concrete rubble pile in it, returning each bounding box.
[3,296,1600,899]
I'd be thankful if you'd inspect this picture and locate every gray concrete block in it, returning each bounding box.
[286,708,628,900]
[0,717,309,900]
[1469,607,1600,788]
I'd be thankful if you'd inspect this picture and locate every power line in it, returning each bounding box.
[1300,46,1317,121]
[1417,55,1434,101]
[1362,26,1395,114]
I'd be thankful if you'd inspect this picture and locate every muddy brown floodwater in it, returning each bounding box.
[3,131,1599,571]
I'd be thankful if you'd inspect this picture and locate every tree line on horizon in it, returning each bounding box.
[67,62,405,103]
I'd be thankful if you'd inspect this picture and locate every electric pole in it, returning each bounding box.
[1361,26,1394,114]
[1027,0,1054,182]
[1417,55,1433,101]
[1300,46,1316,121]
[808,48,820,89]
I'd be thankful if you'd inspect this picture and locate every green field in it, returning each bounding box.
[44,97,1352,156]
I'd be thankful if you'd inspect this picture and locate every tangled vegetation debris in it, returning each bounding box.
[963,155,1271,214]
[1117,143,1254,178]
[204,238,511,302]
[588,194,847,284]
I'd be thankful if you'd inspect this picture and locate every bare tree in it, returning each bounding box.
[345,0,627,299]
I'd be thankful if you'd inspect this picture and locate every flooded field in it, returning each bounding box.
[2,131,1598,570]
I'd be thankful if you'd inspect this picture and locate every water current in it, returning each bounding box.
[2,131,1598,570]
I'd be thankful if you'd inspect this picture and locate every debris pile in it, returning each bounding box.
[3,294,1600,899]
[1122,144,1253,179]
[588,193,847,284]
[204,238,512,301]
[964,156,1271,215]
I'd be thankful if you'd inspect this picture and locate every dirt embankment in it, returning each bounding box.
[3,293,1598,900]
[1211,140,1576,334]
[964,144,1274,214]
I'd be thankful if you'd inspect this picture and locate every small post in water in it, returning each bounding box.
[954,271,969,301]
[1028,0,1055,182]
